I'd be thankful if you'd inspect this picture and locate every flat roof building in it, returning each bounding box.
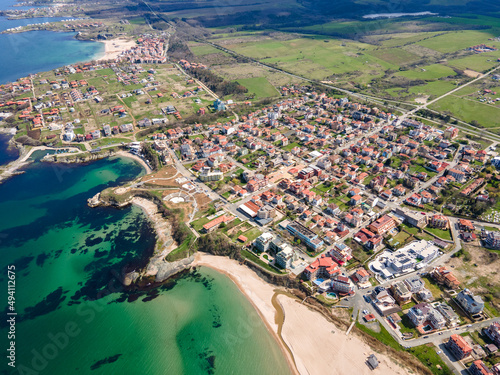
[286,221,324,250]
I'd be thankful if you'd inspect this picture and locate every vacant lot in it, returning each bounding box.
[224,37,395,81]
[236,77,279,98]
[447,243,500,315]
[407,81,457,98]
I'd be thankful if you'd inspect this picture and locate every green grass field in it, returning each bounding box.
[121,95,137,107]
[188,42,223,56]
[447,53,500,72]
[367,48,420,65]
[296,18,403,37]
[281,142,300,151]
[374,32,442,48]
[95,137,132,147]
[398,64,457,80]
[128,17,145,25]
[425,227,452,241]
[430,95,500,128]
[407,81,458,97]
[417,30,497,53]
[226,37,396,81]
[236,77,279,98]
[95,68,115,77]
[426,14,500,31]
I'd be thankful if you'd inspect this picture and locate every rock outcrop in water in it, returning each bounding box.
[87,191,132,208]
[88,187,196,286]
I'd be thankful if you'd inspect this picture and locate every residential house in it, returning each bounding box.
[368,215,396,236]
[330,243,352,265]
[391,281,412,305]
[485,232,500,249]
[456,289,484,315]
[469,360,493,375]
[350,195,362,206]
[431,266,460,290]
[448,334,473,360]
[303,255,340,280]
[429,214,449,229]
[485,322,500,347]
[407,302,446,330]
[254,232,275,252]
[354,268,370,284]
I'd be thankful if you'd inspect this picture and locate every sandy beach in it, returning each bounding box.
[116,150,153,174]
[194,253,413,375]
[97,38,136,61]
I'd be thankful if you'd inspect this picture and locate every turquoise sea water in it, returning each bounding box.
[0,0,103,84]
[0,157,291,375]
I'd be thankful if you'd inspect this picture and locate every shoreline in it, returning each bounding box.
[193,253,300,375]
[115,150,153,174]
[96,38,135,62]
[0,144,150,184]
[130,196,176,255]
[193,253,414,375]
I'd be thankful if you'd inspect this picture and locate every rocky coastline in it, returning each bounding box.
[41,148,119,164]
[88,189,195,287]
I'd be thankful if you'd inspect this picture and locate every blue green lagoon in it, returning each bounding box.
[0,156,291,374]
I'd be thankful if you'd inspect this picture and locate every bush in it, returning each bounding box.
[197,233,242,260]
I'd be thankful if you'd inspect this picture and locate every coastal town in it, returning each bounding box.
[2,9,500,375]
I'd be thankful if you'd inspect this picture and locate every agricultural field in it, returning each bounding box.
[212,62,299,87]
[206,25,500,100]
[407,81,458,97]
[372,32,443,48]
[425,14,500,33]
[385,81,457,101]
